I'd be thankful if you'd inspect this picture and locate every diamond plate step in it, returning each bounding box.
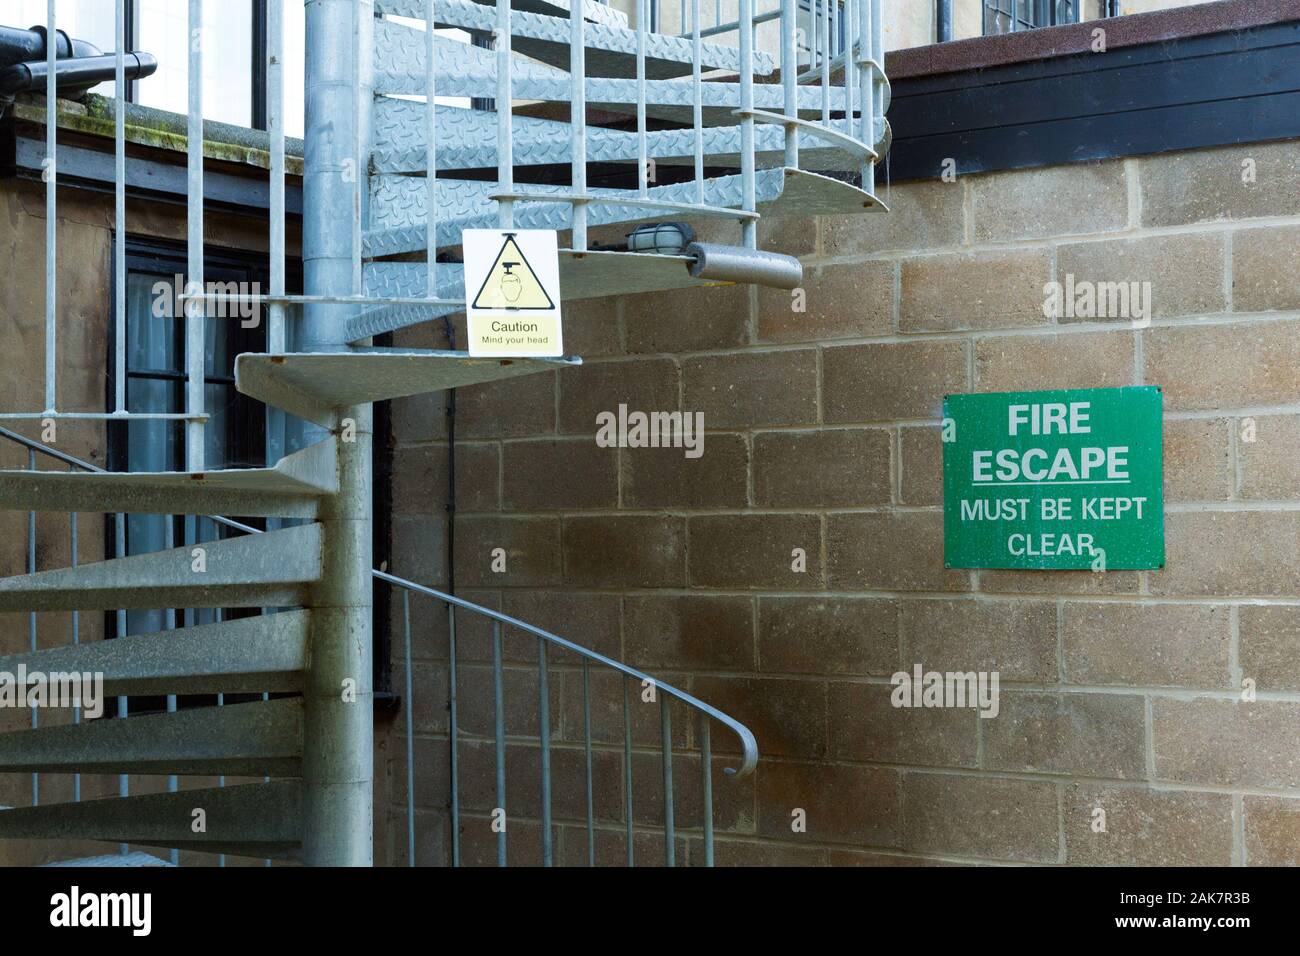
[236,349,581,427]
[0,698,303,776]
[366,167,881,258]
[2,782,302,861]
[351,250,717,341]
[0,523,322,612]
[372,101,862,174]
[380,0,630,28]
[0,610,308,697]
[44,852,174,867]
[373,29,842,119]
[376,1,770,80]
[0,439,337,519]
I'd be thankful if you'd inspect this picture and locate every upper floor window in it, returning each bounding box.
[5,0,307,137]
[984,0,1081,35]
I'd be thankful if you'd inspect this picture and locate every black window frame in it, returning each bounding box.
[104,236,282,716]
[983,0,1082,36]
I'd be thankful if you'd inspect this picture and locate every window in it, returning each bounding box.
[984,0,1080,35]
[2,1,304,134]
[106,240,271,706]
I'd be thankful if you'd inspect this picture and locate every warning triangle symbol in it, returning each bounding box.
[471,233,556,311]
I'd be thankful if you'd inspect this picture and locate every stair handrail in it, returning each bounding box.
[0,424,756,777]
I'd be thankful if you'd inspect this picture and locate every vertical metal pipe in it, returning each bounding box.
[691,0,703,204]
[426,0,440,290]
[268,0,286,354]
[114,0,126,412]
[569,0,588,250]
[403,591,415,866]
[582,658,594,866]
[936,0,953,42]
[622,678,633,866]
[496,0,514,228]
[301,0,375,866]
[660,695,675,866]
[186,0,205,472]
[68,467,79,804]
[738,0,756,248]
[44,0,56,415]
[492,620,506,867]
[448,602,460,866]
[699,717,713,866]
[780,0,797,167]
[27,450,37,807]
[636,0,648,198]
[538,639,553,866]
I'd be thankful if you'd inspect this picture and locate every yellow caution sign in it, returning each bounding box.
[471,234,556,311]
[463,229,564,358]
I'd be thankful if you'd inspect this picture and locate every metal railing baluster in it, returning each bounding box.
[403,591,416,866]
[496,0,514,229]
[114,0,127,412]
[44,0,56,416]
[164,517,179,867]
[820,0,830,123]
[858,0,874,191]
[27,450,37,808]
[538,638,553,866]
[353,0,364,298]
[623,677,633,866]
[448,602,460,866]
[781,0,798,166]
[636,0,648,198]
[738,0,756,248]
[699,717,713,866]
[115,511,127,856]
[68,467,79,805]
[426,0,439,288]
[492,620,506,867]
[582,658,594,866]
[268,0,286,354]
[186,0,205,472]
[692,0,703,204]
[570,0,588,251]
[661,695,674,866]
[843,0,856,138]
[217,686,225,867]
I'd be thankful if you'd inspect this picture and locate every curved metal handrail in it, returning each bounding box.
[0,425,759,779]
[373,568,758,777]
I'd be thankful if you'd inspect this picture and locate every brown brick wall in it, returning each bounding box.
[386,139,1300,866]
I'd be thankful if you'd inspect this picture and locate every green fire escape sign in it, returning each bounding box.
[942,387,1165,570]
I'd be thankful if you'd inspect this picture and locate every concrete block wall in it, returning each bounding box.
[385,138,1300,866]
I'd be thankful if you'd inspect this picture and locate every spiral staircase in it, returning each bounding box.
[0,0,887,866]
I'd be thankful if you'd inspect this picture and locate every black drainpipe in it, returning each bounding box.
[0,25,157,106]
[936,0,953,43]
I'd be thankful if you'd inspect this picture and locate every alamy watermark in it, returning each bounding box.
[0,668,104,719]
[152,275,262,328]
[1043,273,1152,327]
[890,664,1000,719]
[595,404,705,459]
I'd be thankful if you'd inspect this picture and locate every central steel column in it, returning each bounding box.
[301,0,374,866]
